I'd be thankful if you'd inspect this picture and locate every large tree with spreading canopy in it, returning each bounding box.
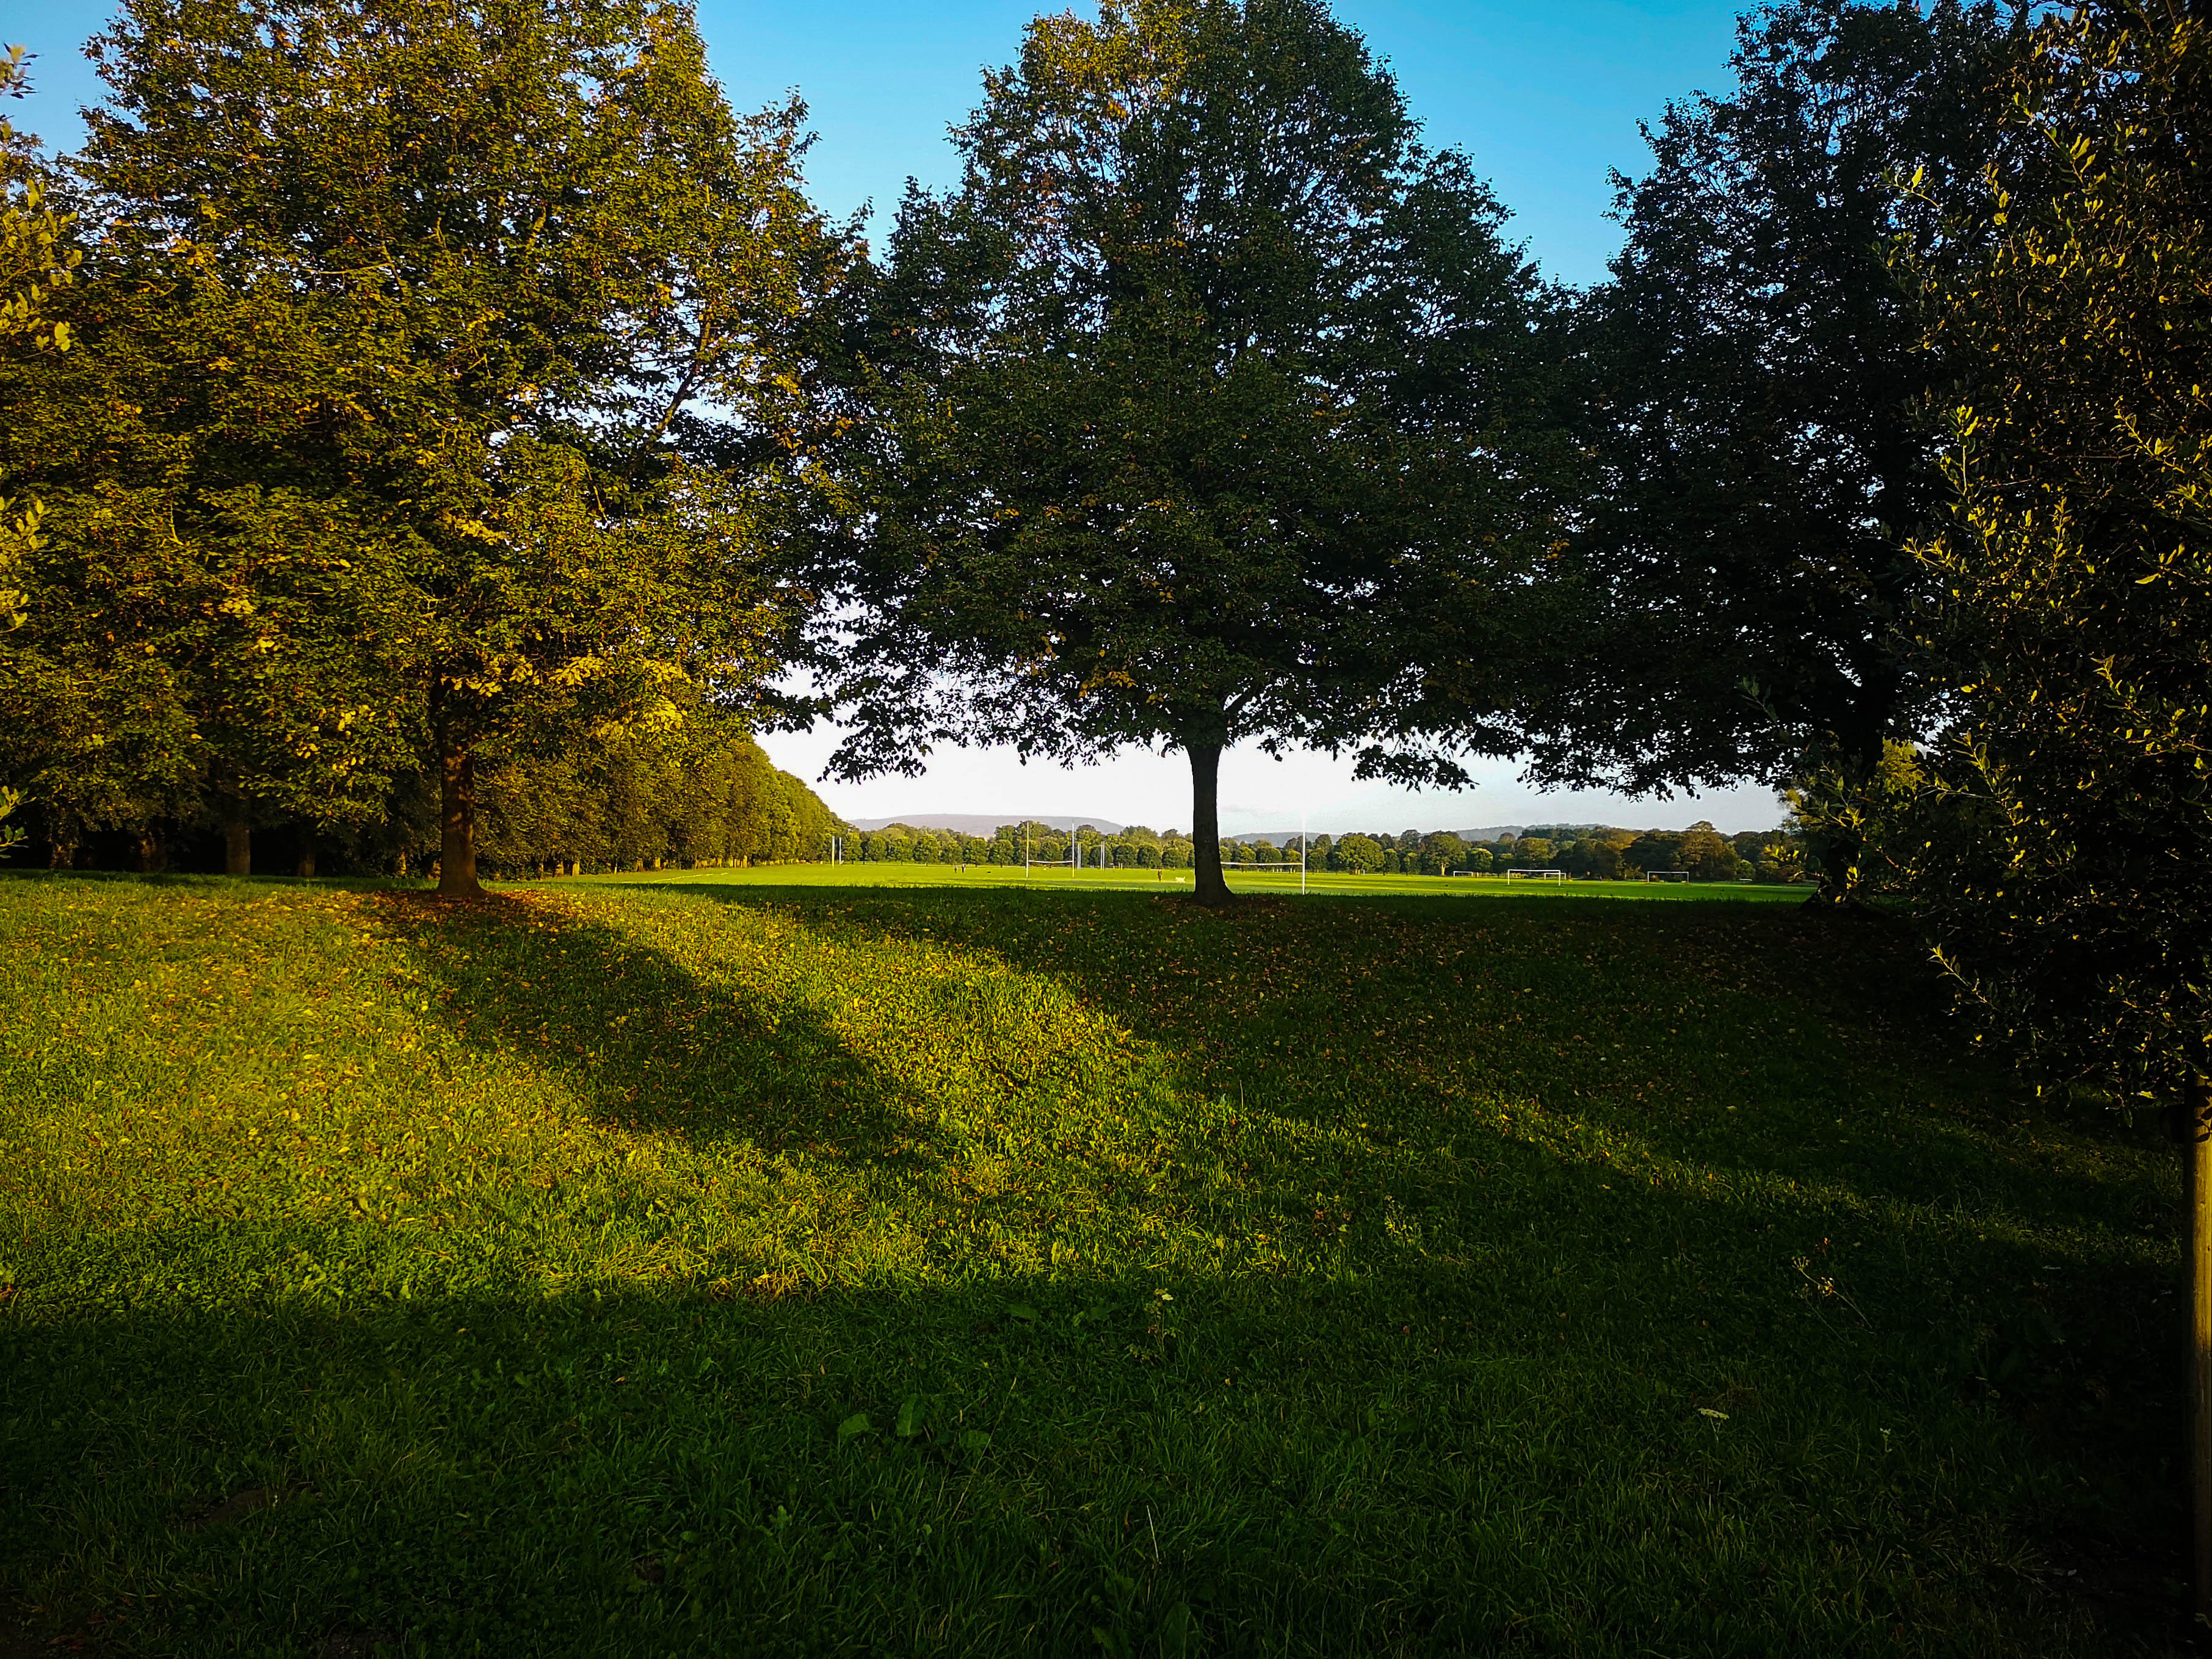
[815,0,1560,904]
[1526,0,2035,901]
[2,0,852,892]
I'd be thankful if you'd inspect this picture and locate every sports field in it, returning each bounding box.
[629,862,1808,902]
[0,868,2181,1655]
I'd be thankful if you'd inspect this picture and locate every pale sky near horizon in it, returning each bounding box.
[8,0,1790,835]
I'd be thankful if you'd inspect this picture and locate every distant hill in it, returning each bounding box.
[845,813,1128,835]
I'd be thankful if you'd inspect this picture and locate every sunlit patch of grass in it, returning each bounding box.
[0,873,2184,1656]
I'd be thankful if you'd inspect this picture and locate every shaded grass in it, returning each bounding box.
[0,873,2186,1657]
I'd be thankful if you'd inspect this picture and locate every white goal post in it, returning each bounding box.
[1023,825,1095,871]
[1645,869,1692,883]
[1505,868,1566,884]
[1217,816,1312,892]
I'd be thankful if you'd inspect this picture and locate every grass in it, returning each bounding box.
[0,868,2186,1657]
[651,862,1810,902]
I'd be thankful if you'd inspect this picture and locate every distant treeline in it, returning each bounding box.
[477,722,842,880]
[10,716,842,880]
[844,819,1811,882]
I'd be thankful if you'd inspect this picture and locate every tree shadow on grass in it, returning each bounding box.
[7,1189,2203,1659]
[594,879,2183,1492]
[1,1235,2194,1659]
[358,891,933,1164]
[622,880,2170,1227]
[0,880,2192,1654]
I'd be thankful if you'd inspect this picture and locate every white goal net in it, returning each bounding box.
[1505,868,1565,884]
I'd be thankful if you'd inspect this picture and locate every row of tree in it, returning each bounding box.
[474,721,840,879]
[783,0,2211,1178]
[842,822,1159,867]
[0,0,850,884]
[5,705,839,880]
[839,819,1811,880]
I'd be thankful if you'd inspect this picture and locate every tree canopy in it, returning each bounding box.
[815,0,1560,902]
[1530,0,2034,899]
[1,0,854,890]
[1896,0,2211,1103]
[0,42,77,634]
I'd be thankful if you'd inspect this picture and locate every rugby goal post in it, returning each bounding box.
[1024,824,1108,872]
[1504,868,1566,884]
[1220,822,1311,893]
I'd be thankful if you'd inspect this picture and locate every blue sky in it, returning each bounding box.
[6,0,1789,833]
[10,0,1752,287]
[698,0,1752,288]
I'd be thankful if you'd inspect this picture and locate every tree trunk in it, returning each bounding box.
[437,725,482,899]
[43,805,76,869]
[2189,1069,2212,1628]
[1808,818,1863,907]
[1186,739,1233,906]
[220,801,251,877]
[296,846,316,879]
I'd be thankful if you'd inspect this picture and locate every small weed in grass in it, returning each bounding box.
[0,872,2187,1655]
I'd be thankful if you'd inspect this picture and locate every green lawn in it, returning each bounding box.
[0,870,2185,1656]
[655,862,1807,902]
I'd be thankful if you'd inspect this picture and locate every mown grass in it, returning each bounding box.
[615,862,1807,903]
[0,871,2186,1657]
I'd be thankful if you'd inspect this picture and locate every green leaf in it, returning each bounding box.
[959,1429,992,1452]
[895,1393,926,1437]
[836,1412,871,1443]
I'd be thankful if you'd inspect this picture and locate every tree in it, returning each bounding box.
[1892,1,2212,1610]
[819,0,1554,904]
[1510,837,1554,868]
[62,0,850,896]
[1526,1,2034,901]
[1335,833,1385,874]
[1,42,79,639]
[1786,737,1921,894]
[1624,830,1684,876]
[1,45,85,866]
[474,713,838,874]
[1420,830,1467,875]
[1678,820,1741,882]
[1,246,429,871]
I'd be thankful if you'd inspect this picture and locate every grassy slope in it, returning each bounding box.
[0,872,2183,1657]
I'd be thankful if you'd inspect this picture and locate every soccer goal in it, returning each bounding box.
[1505,868,1566,884]
[1644,869,1692,883]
